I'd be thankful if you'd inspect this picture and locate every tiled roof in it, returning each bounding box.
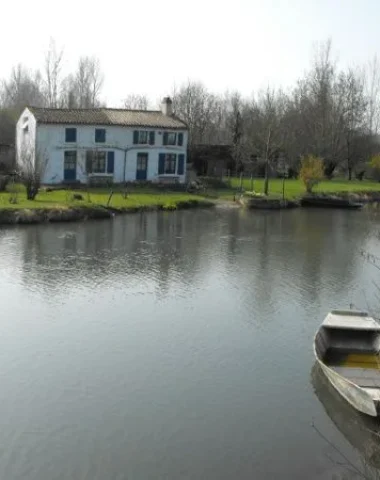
[27,107,187,130]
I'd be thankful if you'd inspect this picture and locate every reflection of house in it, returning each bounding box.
[191,144,233,176]
[0,143,15,172]
[15,98,188,184]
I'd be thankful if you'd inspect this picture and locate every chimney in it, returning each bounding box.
[161,96,173,116]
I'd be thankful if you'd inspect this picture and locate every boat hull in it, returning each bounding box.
[301,197,363,209]
[317,359,378,416]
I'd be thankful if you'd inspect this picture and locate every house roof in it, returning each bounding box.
[27,107,187,130]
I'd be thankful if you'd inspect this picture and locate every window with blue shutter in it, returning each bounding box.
[65,128,77,142]
[163,132,168,146]
[95,128,106,143]
[178,133,183,146]
[149,131,155,145]
[178,154,185,175]
[133,131,139,144]
[107,151,115,173]
[158,153,165,174]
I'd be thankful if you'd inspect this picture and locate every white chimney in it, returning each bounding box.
[161,96,173,116]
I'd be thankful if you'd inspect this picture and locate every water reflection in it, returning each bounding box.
[1,210,380,479]
[2,209,373,315]
[311,362,380,470]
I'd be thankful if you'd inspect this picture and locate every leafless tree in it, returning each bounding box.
[124,94,148,110]
[44,38,64,108]
[172,81,219,147]
[1,65,45,109]
[17,142,48,200]
[364,55,380,135]
[245,88,288,194]
[60,56,104,108]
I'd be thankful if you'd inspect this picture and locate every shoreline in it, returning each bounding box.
[0,199,215,225]
[1,190,380,226]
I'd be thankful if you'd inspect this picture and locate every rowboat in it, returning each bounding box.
[301,196,363,209]
[314,310,380,416]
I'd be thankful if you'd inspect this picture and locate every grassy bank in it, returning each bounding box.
[1,178,380,213]
[227,178,380,199]
[0,187,213,211]
[0,186,216,225]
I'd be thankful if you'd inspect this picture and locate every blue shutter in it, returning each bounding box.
[158,153,165,175]
[65,128,77,142]
[107,151,114,173]
[86,151,93,173]
[149,131,155,145]
[95,128,106,143]
[163,132,168,145]
[133,131,139,144]
[178,154,185,175]
[178,133,183,146]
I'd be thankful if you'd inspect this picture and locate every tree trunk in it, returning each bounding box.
[264,127,271,196]
[348,166,352,181]
[26,184,38,200]
[264,157,269,195]
[324,161,336,179]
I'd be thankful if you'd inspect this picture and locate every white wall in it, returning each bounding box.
[16,108,37,169]
[34,124,188,184]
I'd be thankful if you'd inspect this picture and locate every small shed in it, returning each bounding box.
[191,144,234,176]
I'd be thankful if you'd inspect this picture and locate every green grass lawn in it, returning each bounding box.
[228,178,380,198]
[0,186,206,210]
[1,178,380,210]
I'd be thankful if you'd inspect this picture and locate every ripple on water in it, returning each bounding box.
[0,210,379,480]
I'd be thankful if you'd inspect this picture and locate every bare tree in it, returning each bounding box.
[228,92,244,172]
[44,38,63,108]
[1,65,45,109]
[364,55,380,135]
[124,94,148,110]
[60,56,104,108]
[246,88,287,194]
[17,142,48,200]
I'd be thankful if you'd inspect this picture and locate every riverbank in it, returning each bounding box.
[1,180,380,225]
[0,199,215,225]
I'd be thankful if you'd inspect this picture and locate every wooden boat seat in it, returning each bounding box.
[332,366,380,388]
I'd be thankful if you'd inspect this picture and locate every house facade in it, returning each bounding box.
[16,98,188,184]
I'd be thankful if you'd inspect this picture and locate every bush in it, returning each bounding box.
[0,175,9,192]
[369,154,380,181]
[299,155,324,193]
[197,176,229,189]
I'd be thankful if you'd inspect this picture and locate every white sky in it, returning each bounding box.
[2,0,380,107]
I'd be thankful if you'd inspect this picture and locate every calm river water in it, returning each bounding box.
[1,207,380,479]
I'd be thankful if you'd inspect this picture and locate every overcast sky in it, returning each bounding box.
[2,0,380,107]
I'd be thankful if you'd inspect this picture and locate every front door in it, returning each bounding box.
[64,151,77,181]
[136,153,148,180]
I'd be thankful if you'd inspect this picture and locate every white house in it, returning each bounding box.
[16,97,188,184]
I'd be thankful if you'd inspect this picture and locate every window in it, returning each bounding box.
[138,131,148,144]
[95,128,106,143]
[163,132,177,146]
[133,130,155,145]
[86,151,106,173]
[92,152,106,172]
[86,151,114,174]
[178,132,184,146]
[164,154,176,174]
[64,151,77,170]
[65,128,77,142]
[137,153,148,170]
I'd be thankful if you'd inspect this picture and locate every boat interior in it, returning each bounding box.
[316,327,380,388]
